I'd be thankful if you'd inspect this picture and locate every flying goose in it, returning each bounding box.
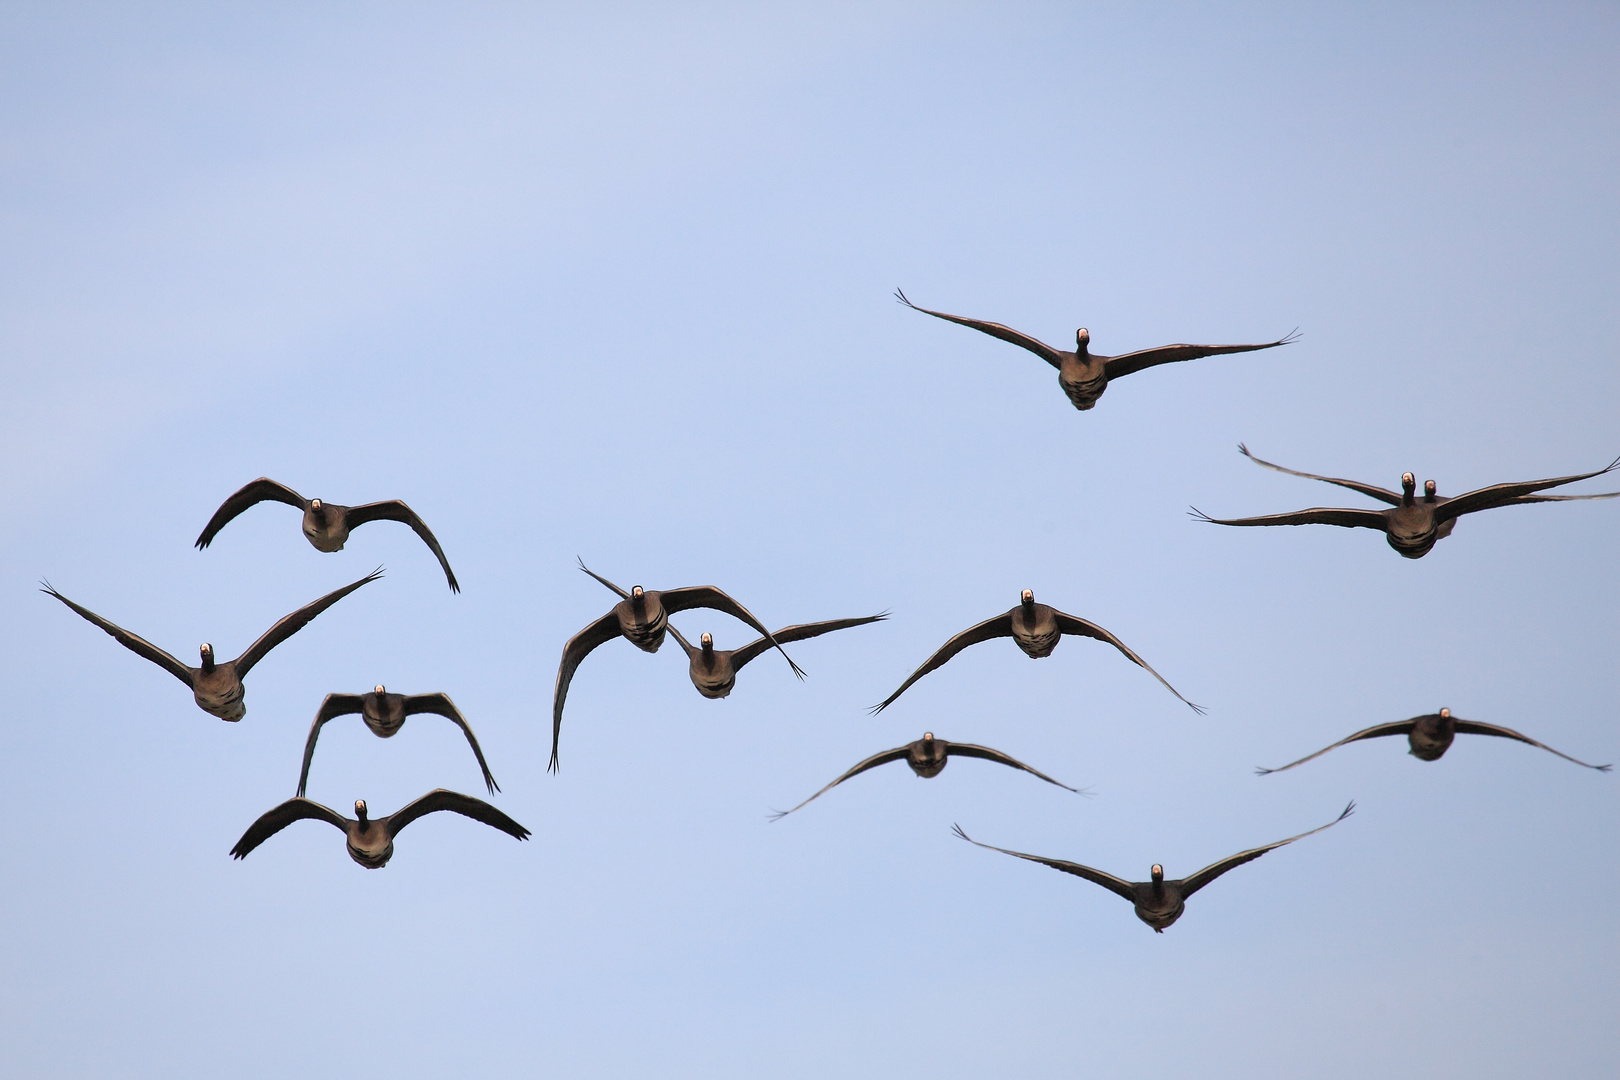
[230,790,529,868]
[1257,708,1610,774]
[41,568,382,721]
[770,732,1078,819]
[954,802,1354,932]
[297,687,500,797]
[195,478,459,592]
[872,589,1201,714]
[895,289,1295,411]
[665,612,887,699]
[550,560,805,771]
[1193,449,1620,559]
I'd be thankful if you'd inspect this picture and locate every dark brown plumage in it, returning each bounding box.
[896,289,1295,411]
[230,790,529,868]
[195,478,459,592]
[1257,708,1611,774]
[954,802,1354,932]
[665,613,886,699]
[41,569,382,721]
[297,686,500,797]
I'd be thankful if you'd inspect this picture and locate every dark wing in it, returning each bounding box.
[383,789,531,842]
[403,693,503,792]
[1511,489,1620,503]
[1435,456,1620,523]
[659,586,805,679]
[951,824,1137,902]
[1102,330,1297,381]
[943,742,1079,791]
[767,746,912,820]
[232,567,384,676]
[663,623,698,658]
[229,797,348,859]
[343,500,459,592]
[1255,721,1418,775]
[729,613,888,671]
[1237,443,1401,505]
[550,611,624,773]
[296,693,366,797]
[576,558,630,599]
[40,583,193,686]
[1051,609,1203,714]
[1179,801,1355,898]
[870,612,1016,714]
[895,288,1066,370]
[1190,506,1392,531]
[194,478,306,549]
[1451,720,1611,771]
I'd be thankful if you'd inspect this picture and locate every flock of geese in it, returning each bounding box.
[42,292,1615,933]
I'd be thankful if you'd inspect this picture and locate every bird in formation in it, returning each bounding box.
[895,289,1295,411]
[770,732,1078,819]
[551,560,805,770]
[953,801,1354,932]
[42,569,382,721]
[1192,447,1620,559]
[195,477,460,592]
[872,589,1200,714]
[297,686,501,797]
[664,612,887,699]
[1257,708,1611,774]
[230,789,530,868]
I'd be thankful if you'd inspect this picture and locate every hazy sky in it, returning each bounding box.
[2,5,1616,1078]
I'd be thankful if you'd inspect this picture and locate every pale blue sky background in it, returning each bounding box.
[2,4,1616,1078]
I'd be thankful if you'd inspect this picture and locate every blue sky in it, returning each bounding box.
[2,5,1616,1077]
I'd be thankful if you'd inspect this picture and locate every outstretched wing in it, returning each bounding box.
[195,478,306,549]
[768,745,911,820]
[1436,456,1620,523]
[1051,609,1203,713]
[1452,720,1611,771]
[895,288,1066,370]
[233,568,384,676]
[944,742,1079,791]
[1103,330,1297,381]
[951,824,1137,902]
[1179,801,1355,898]
[40,583,193,686]
[296,693,366,797]
[1511,489,1620,503]
[729,613,888,670]
[1237,444,1401,505]
[659,586,805,679]
[576,558,630,599]
[345,500,460,593]
[1255,721,1419,775]
[384,789,531,842]
[229,797,348,859]
[1190,505,1392,531]
[550,612,624,773]
[870,612,1015,714]
[404,693,502,792]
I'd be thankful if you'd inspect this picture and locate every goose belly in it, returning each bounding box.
[364,714,407,737]
[692,670,735,698]
[621,611,667,652]
[1386,510,1439,559]
[304,523,350,552]
[1014,626,1062,659]
[194,678,246,721]
[1134,897,1185,931]
[347,838,393,868]
[1060,373,1107,411]
[1407,729,1454,761]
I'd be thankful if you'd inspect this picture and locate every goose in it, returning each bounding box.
[230,790,529,868]
[1257,708,1610,774]
[41,568,382,721]
[895,289,1295,411]
[297,687,500,797]
[1192,449,1620,559]
[195,478,459,592]
[872,589,1200,714]
[770,732,1078,819]
[954,802,1354,932]
[550,560,804,771]
[665,613,887,699]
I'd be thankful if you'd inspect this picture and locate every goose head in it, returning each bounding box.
[199,643,215,671]
[630,585,646,606]
[922,731,935,742]
[354,799,369,826]
[1401,473,1416,505]
[1075,328,1091,354]
[1020,589,1035,609]
[374,684,386,695]
[1150,863,1165,885]
[700,632,714,654]
[309,498,326,521]
[1439,707,1451,720]
[1424,479,1438,502]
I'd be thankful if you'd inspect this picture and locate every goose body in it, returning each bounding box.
[1257,708,1611,774]
[230,790,529,869]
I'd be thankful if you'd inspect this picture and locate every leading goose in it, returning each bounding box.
[196,478,459,592]
[770,732,1078,819]
[230,790,529,868]
[1257,708,1610,774]
[954,802,1354,932]
[895,289,1295,411]
[665,613,887,699]
[297,687,500,797]
[41,569,382,721]
[872,590,1201,714]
